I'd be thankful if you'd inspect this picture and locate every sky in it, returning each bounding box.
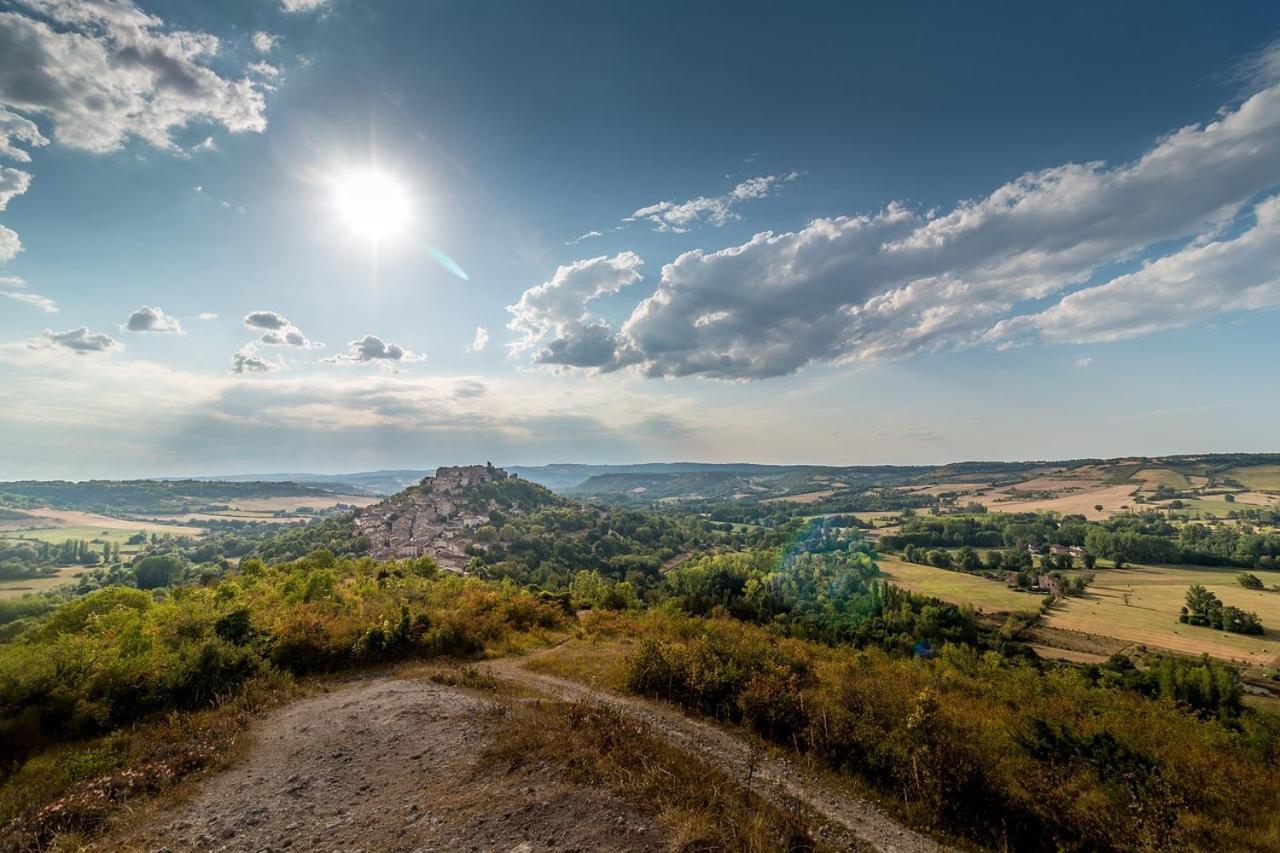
[1,0,1280,478]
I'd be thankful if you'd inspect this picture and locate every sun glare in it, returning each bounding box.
[332,168,412,241]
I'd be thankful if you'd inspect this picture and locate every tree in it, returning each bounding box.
[1237,572,1264,590]
[133,554,185,589]
[1081,553,1097,570]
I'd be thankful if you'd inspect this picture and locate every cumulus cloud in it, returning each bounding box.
[626,173,799,233]
[280,0,327,12]
[229,345,279,374]
[243,309,321,348]
[198,312,218,320]
[323,335,425,369]
[36,326,118,354]
[0,110,48,162]
[0,225,18,262]
[248,61,279,79]
[468,326,489,352]
[506,252,644,366]
[987,195,1280,346]
[251,31,278,53]
[3,290,57,313]
[0,166,31,209]
[123,304,181,333]
[513,67,1280,379]
[0,1,268,154]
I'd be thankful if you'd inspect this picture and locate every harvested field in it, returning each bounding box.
[985,483,1137,519]
[0,508,200,537]
[763,488,837,504]
[1044,564,1280,667]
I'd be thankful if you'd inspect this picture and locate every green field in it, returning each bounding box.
[3,526,138,545]
[0,565,87,600]
[1225,465,1280,493]
[878,555,1041,612]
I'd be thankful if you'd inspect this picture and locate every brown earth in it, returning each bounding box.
[116,674,669,852]
[117,654,943,853]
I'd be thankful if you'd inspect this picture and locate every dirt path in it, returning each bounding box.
[480,653,947,853]
[118,673,668,852]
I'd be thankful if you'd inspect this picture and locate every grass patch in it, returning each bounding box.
[1225,464,1280,493]
[485,699,825,852]
[0,671,298,850]
[876,555,1039,612]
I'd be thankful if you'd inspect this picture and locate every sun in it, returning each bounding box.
[332,168,412,241]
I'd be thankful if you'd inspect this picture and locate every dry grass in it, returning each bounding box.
[1044,563,1280,666]
[984,482,1137,519]
[484,699,825,852]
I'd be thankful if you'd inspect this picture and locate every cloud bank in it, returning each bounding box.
[511,65,1280,380]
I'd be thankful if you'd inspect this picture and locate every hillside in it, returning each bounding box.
[352,464,566,570]
[0,479,343,515]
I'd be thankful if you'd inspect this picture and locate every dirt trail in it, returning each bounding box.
[480,652,947,853]
[118,673,668,852]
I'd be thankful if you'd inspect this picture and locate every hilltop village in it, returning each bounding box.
[354,464,512,570]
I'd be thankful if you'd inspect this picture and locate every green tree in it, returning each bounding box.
[133,553,185,589]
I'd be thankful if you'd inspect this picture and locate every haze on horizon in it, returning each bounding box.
[2,0,1279,480]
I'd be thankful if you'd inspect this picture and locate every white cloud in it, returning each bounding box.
[248,61,279,78]
[229,345,280,374]
[252,31,278,53]
[2,290,57,313]
[0,225,18,262]
[565,230,602,246]
[280,0,328,12]
[244,309,290,330]
[516,65,1280,379]
[0,166,31,209]
[123,304,181,333]
[198,312,218,320]
[1076,356,1094,369]
[0,2,268,154]
[323,334,425,369]
[35,326,118,354]
[988,196,1280,346]
[506,252,644,367]
[0,110,48,162]
[238,310,321,369]
[0,275,25,287]
[626,173,799,233]
[468,326,489,352]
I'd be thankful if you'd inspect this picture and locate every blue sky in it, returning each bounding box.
[1,0,1279,477]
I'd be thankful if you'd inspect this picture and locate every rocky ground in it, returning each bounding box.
[117,674,668,852]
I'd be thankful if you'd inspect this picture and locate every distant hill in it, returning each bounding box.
[0,479,341,515]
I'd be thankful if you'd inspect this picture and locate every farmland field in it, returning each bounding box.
[1226,464,1280,492]
[877,555,1041,612]
[0,565,87,599]
[1044,564,1280,667]
[983,482,1137,519]
[1132,467,1192,490]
